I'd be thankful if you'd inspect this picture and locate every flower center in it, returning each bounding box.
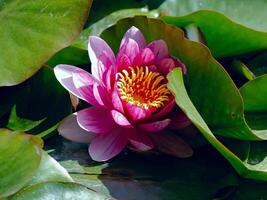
[117,66,171,109]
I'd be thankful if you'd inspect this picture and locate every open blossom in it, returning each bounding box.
[54,26,192,161]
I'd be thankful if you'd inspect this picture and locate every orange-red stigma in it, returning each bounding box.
[117,66,170,109]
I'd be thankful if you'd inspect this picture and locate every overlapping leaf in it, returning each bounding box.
[0,0,92,86]
[100,16,267,180]
[158,0,267,57]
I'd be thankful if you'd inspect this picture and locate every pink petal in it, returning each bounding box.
[111,110,132,128]
[117,54,131,72]
[127,128,154,151]
[93,83,112,109]
[147,40,168,61]
[54,65,99,106]
[150,98,176,120]
[88,36,115,81]
[117,38,140,63]
[133,48,155,66]
[140,119,171,132]
[89,128,128,161]
[123,102,154,122]
[157,58,176,76]
[150,131,193,158]
[169,111,191,130]
[58,113,95,143]
[102,66,115,92]
[77,107,116,134]
[120,26,146,50]
[112,89,124,113]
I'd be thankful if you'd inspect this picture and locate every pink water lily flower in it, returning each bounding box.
[54,26,192,161]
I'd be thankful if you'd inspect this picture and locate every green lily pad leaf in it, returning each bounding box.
[10,182,111,200]
[46,135,238,200]
[101,16,267,141]
[0,129,42,198]
[159,0,267,32]
[168,68,267,180]
[6,66,72,136]
[47,135,267,199]
[240,75,267,130]
[28,151,73,186]
[164,11,267,57]
[0,0,92,86]
[7,106,45,131]
[73,8,159,50]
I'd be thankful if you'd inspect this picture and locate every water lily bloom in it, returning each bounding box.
[54,26,192,161]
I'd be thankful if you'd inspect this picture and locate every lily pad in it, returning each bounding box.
[159,0,267,32]
[0,0,92,86]
[10,182,110,200]
[0,129,42,198]
[168,68,267,180]
[101,16,267,141]
[28,151,73,186]
[164,11,267,57]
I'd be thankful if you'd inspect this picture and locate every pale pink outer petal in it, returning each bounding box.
[139,119,171,132]
[88,36,115,81]
[111,110,133,128]
[89,128,128,161]
[77,107,116,134]
[123,102,153,122]
[120,26,146,49]
[127,128,154,151]
[71,70,102,108]
[169,111,191,130]
[58,113,95,143]
[150,131,193,158]
[147,40,168,61]
[54,65,98,105]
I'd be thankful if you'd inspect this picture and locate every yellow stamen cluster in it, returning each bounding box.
[117,66,170,109]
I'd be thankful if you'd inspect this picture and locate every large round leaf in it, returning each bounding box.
[159,0,267,32]
[10,182,110,200]
[0,129,42,198]
[101,16,267,141]
[28,151,73,186]
[164,11,267,58]
[0,0,92,86]
[101,16,267,180]
[158,0,267,57]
